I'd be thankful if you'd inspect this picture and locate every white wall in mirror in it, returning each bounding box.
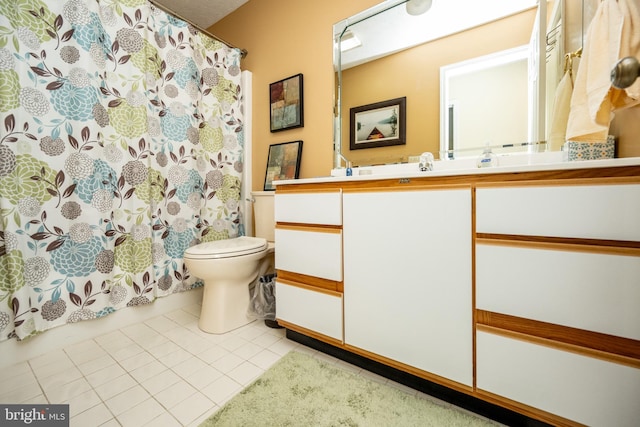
[440,46,530,158]
[335,0,538,70]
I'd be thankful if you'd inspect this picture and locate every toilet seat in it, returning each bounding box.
[184,236,268,260]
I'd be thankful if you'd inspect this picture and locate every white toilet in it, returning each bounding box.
[184,192,275,334]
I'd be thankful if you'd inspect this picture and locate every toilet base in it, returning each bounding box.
[198,276,256,334]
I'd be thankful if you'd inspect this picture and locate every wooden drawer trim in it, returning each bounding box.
[277,320,344,347]
[276,223,342,233]
[275,166,640,193]
[277,271,343,294]
[474,388,583,427]
[342,183,471,193]
[476,311,640,368]
[276,187,342,194]
[475,175,640,189]
[476,235,640,254]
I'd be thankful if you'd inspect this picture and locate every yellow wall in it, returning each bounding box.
[210,0,379,190]
[211,1,639,189]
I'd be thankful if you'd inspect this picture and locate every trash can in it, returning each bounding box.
[248,273,282,328]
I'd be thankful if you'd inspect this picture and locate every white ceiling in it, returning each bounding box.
[151,0,249,28]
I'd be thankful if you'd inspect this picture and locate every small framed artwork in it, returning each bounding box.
[270,73,304,132]
[350,97,406,150]
[264,140,303,190]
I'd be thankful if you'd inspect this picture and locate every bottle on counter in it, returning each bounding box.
[477,143,498,168]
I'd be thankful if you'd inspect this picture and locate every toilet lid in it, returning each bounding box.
[184,236,268,259]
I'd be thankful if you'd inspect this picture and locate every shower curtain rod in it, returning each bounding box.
[148,0,248,58]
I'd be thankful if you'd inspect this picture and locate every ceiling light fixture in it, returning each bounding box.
[405,0,433,16]
[340,30,362,52]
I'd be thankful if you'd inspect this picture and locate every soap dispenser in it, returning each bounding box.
[477,143,498,168]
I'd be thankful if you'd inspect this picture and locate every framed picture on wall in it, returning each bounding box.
[270,74,304,132]
[350,97,406,150]
[264,140,303,191]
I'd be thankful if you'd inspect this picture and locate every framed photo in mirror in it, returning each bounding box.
[264,140,303,191]
[350,97,406,150]
[270,74,304,132]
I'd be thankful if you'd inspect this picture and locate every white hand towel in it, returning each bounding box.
[548,69,573,151]
[566,0,640,142]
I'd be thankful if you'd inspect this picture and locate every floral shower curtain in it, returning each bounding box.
[0,0,245,341]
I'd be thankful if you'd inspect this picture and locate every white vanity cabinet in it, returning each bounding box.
[342,186,473,388]
[274,164,640,426]
[475,179,640,426]
[273,190,344,343]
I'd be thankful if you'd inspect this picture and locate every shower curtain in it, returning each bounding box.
[0,0,245,341]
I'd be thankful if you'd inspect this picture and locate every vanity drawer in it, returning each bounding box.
[476,183,640,241]
[476,330,640,427]
[275,281,343,341]
[476,242,640,340]
[275,226,342,281]
[275,191,342,225]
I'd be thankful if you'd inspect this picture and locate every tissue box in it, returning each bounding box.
[566,136,616,161]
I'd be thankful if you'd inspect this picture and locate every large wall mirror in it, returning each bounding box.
[333,0,567,167]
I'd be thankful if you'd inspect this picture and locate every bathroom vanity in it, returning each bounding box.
[273,158,640,427]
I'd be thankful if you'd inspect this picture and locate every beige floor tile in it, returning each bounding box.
[1,381,44,404]
[44,377,93,403]
[70,403,113,427]
[251,331,282,348]
[119,350,156,372]
[154,379,197,409]
[140,369,181,396]
[201,375,242,406]
[233,341,263,360]
[142,411,182,427]
[144,315,180,334]
[84,363,127,388]
[219,335,248,352]
[195,345,229,364]
[76,354,117,376]
[182,365,222,390]
[64,339,104,365]
[95,330,134,353]
[104,384,151,416]
[108,343,144,361]
[248,349,282,370]
[29,349,69,371]
[164,309,198,326]
[0,361,32,382]
[169,392,214,426]
[157,347,192,368]
[227,361,263,386]
[268,338,298,355]
[129,360,168,384]
[170,355,207,379]
[38,366,83,394]
[93,374,137,401]
[116,397,165,427]
[30,354,75,379]
[65,389,102,418]
[210,352,243,374]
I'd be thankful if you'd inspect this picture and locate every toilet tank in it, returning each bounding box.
[251,191,275,242]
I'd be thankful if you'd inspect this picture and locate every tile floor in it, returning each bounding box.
[0,304,496,426]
